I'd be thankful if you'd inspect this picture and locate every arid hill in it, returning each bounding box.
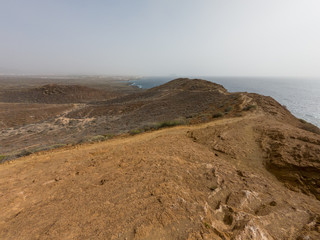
[0,78,318,160]
[1,78,245,159]
[66,78,237,125]
[0,78,320,239]
[0,84,120,104]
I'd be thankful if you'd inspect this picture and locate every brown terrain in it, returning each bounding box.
[0,77,320,239]
[0,76,140,158]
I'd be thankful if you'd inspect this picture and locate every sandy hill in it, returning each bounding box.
[0,79,320,239]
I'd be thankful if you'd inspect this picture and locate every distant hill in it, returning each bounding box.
[0,84,120,103]
[66,78,319,134]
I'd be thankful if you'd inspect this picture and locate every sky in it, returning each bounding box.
[1,0,320,77]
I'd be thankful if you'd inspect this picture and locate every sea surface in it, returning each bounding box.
[129,77,320,128]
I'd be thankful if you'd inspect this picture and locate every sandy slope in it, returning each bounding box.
[1,112,319,240]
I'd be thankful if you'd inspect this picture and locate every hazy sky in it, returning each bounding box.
[1,0,320,77]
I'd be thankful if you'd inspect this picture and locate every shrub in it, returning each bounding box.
[186,114,196,119]
[299,118,307,124]
[199,114,211,122]
[51,144,66,149]
[153,120,185,130]
[243,105,257,111]
[129,129,143,135]
[224,106,233,113]
[212,112,224,118]
[89,135,106,142]
[33,144,66,152]
[299,123,320,135]
[103,134,114,139]
[17,149,33,157]
[204,222,211,229]
[129,119,185,135]
[0,155,7,162]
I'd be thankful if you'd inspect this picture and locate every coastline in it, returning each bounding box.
[130,77,320,128]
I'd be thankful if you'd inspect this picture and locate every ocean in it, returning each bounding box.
[129,77,320,128]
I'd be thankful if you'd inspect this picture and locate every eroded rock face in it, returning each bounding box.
[259,126,320,200]
[183,116,320,239]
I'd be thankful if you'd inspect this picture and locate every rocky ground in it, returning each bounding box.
[0,78,319,239]
[0,76,139,159]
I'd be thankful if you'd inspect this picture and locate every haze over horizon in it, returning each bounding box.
[1,0,320,79]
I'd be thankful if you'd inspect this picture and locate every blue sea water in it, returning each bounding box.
[129,77,320,128]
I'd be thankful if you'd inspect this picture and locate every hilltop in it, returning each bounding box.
[0,78,319,239]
